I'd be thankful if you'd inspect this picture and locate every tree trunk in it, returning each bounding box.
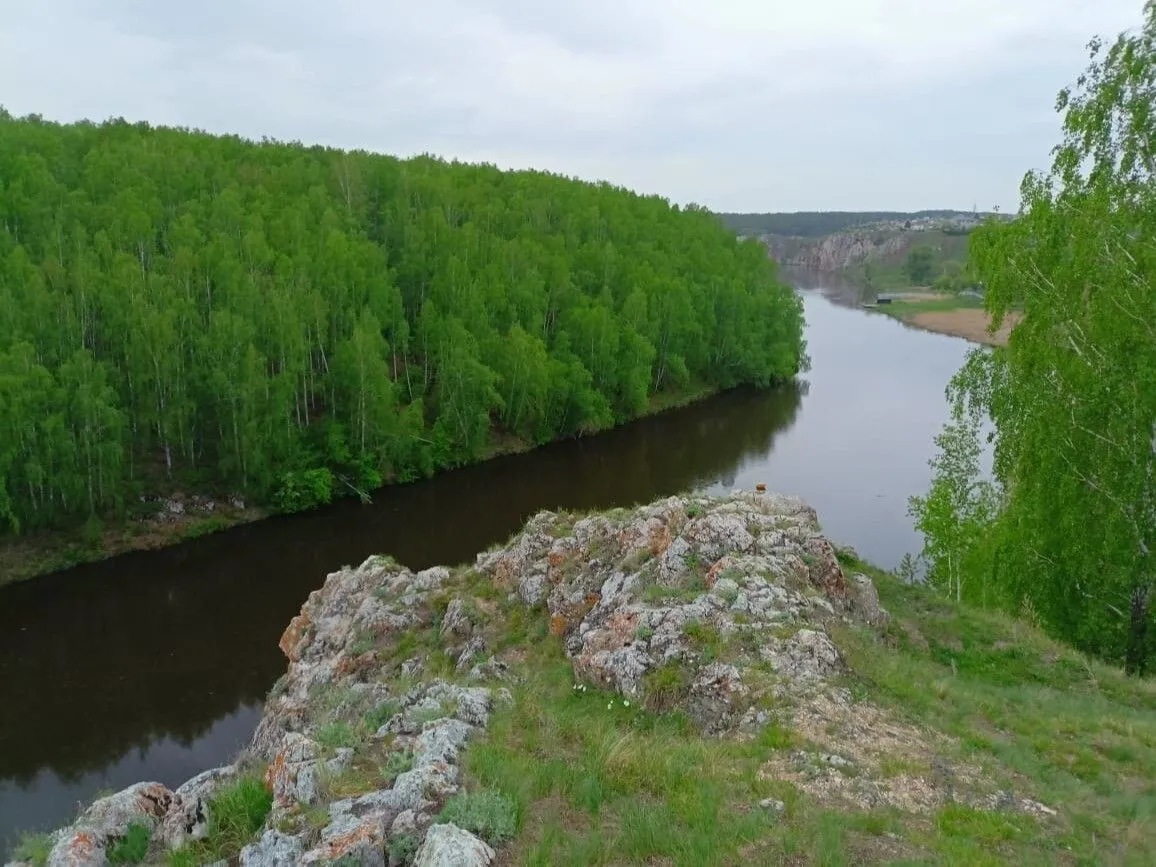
[1125,583,1151,676]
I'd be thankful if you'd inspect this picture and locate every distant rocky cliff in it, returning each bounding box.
[760,231,911,272]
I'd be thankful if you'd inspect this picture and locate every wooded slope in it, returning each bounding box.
[0,113,804,531]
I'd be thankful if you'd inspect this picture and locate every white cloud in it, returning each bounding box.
[0,0,1145,210]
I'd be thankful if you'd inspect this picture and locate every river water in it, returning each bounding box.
[0,278,975,850]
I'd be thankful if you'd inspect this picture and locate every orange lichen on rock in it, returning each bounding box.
[279,613,311,662]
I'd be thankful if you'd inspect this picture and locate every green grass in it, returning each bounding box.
[165,774,273,866]
[833,552,1156,866]
[462,639,857,865]
[106,822,151,864]
[879,294,985,318]
[315,720,357,748]
[451,557,1156,865]
[438,789,518,844]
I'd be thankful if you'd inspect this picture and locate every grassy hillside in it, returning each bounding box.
[851,230,972,293]
[473,552,1156,865]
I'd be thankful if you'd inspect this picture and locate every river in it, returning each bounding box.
[0,279,977,850]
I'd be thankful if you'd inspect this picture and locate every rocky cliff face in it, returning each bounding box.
[13,491,1045,866]
[763,231,910,271]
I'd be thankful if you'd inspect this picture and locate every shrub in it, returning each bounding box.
[10,833,52,867]
[363,699,400,732]
[388,833,421,864]
[382,750,415,783]
[437,789,517,844]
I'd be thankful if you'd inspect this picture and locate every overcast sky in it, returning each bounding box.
[0,1,1145,212]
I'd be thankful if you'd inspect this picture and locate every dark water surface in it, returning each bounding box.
[0,282,973,849]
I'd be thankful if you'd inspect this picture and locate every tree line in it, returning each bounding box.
[0,112,805,533]
[909,5,1156,673]
[717,210,964,238]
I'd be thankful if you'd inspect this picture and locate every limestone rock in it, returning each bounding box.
[239,830,305,867]
[848,573,890,628]
[47,783,174,867]
[160,765,236,849]
[414,824,495,867]
[766,629,845,680]
[264,733,322,808]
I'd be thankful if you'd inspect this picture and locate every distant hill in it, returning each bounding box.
[717,210,981,238]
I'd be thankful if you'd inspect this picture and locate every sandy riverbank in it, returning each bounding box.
[905,308,1021,346]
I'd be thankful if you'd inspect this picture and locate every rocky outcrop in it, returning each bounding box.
[11,491,892,867]
[762,231,910,271]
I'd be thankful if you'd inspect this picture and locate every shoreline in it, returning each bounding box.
[0,383,723,590]
[870,293,1020,347]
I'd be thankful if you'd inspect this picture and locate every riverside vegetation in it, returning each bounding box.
[0,113,804,579]
[8,492,1155,866]
[908,3,1156,676]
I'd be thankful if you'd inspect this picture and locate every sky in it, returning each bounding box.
[0,0,1146,212]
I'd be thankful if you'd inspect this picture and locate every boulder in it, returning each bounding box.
[239,830,305,866]
[47,783,174,867]
[414,824,495,867]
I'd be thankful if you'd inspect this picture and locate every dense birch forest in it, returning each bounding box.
[0,112,805,533]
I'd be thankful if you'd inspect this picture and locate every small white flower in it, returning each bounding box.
[623,700,631,707]
[607,702,613,710]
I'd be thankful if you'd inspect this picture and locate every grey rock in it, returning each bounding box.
[441,599,472,640]
[759,798,786,813]
[686,663,749,733]
[414,824,495,867]
[821,753,852,769]
[239,830,305,867]
[517,565,549,606]
[391,809,420,837]
[455,636,487,672]
[767,629,845,680]
[848,573,890,628]
[161,765,236,849]
[47,783,174,867]
[415,718,474,767]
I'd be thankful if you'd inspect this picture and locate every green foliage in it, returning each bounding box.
[273,468,335,514]
[0,115,805,536]
[10,832,52,866]
[190,774,274,861]
[643,661,692,712]
[437,789,518,844]
[106,822,151,865]
[388,833,420,865]
[944,7,1156,673]
[907,411,1000,604]
[903,245,936,285]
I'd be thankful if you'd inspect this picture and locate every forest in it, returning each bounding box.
[0,112,806,536]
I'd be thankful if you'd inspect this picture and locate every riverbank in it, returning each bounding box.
[10,491,1154,866]
[871,293,1020,346]
[0,383,722,590]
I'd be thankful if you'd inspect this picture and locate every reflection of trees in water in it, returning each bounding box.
[0,383,803,787]
[782,268,871,307]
